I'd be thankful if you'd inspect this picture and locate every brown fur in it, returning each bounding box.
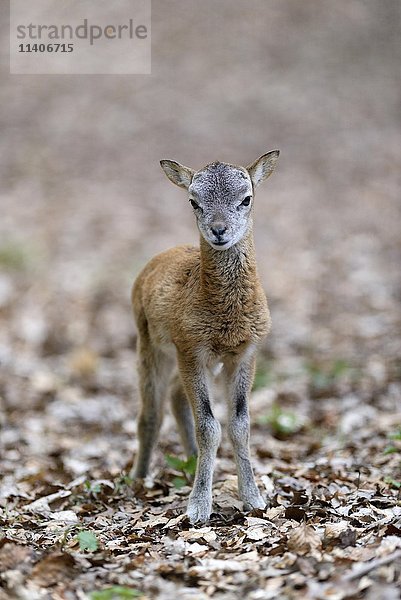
[132,233,270,359]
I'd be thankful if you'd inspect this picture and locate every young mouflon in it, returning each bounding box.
[131,151,279,523]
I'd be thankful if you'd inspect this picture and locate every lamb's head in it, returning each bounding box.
[160,151,279,251]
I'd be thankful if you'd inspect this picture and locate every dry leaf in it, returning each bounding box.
[29,553,76,587]
[213,492,243,510]
[24,490,71,514]
[0,542,34,573]
[48,510,79,524]
[184,542,209,555]
[261,475,275,495]
[324,522,351,540]
[287,523,321,555]
[179,527,217,543]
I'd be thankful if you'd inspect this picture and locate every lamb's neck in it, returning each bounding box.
[199,230,259,307]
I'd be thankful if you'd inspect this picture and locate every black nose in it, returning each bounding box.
[211,224,227,237]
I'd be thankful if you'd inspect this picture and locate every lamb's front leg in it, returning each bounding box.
[224,350,265,511]
[177,352,221,524]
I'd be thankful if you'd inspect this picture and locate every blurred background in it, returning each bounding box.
[0,1,400,481]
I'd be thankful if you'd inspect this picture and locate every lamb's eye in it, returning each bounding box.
[240,196,252,207]
[190,199,200,210]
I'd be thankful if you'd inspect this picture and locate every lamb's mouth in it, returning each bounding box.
[210,239,231,249]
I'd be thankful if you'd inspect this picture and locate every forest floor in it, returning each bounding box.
[1,263,400,599]
[1,1,401,598]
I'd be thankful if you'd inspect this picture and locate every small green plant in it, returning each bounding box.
[58,524,79,548]
[389,428,401,441]
[77,530,99,552]
[114,474,134,492]
[384,476,401,490]
[84,479,114,497]
[383,427,401,456]
[165,454,197,488]
[90,587,142,600]
[84,480,102,494]
[258,403,302,436]
[383,445,399,455]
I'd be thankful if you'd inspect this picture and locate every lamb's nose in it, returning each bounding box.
[211,224,227,237]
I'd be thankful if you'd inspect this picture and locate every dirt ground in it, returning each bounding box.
[1,1,400,598]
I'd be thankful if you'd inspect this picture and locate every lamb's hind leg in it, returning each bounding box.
[224,349,265,511]
[131,320,170,479]
[170,372,197,458]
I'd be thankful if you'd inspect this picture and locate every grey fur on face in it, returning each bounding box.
[189,163,253,250]
[160,151,279,251]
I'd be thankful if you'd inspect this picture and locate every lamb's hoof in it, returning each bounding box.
[242,493,266,512]
[186,497,212,524]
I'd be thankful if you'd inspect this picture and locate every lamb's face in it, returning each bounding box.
[188,163,253,251]
[160,151,279,250]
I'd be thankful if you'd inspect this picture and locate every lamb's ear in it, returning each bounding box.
[160,159,195,189]
[246,150,280,188]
